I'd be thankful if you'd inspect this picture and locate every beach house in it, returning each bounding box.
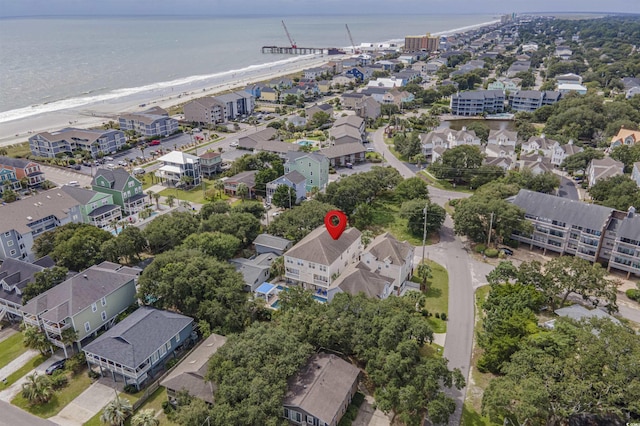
[284,151,329,193]
[266,171,306,205]
[92,167,146,215]
[0,256,54,322]
[155,151,202,187]
[0,156,46,187]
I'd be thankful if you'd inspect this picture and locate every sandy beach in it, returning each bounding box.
[0,18,500,149]
[0,54,334,148]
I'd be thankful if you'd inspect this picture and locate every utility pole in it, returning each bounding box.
[487,212,494,246]
[422,202,428,264]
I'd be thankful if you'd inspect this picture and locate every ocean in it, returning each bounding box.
[0,14,495,123]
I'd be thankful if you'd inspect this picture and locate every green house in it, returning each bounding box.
[284,151,329,194]
[92,168,146,215]
[61,185,122,230]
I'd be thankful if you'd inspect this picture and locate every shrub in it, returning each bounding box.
[484,248,499,258]
[88,369,101,380]
[50,371,69,390]
[165,358,178,370]
[627,289,640,303]
[65,353,86,374]
[421,309,429,317]
[440,312,447,321]
[124,384,138,394]
[449,199,460,207]
[162,400,175,415]
[474,244,486,253]
[435,312,440,319]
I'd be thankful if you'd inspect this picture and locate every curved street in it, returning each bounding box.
[372,127,487,425]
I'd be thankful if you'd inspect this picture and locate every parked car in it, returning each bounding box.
[230,141,239,148]
[149,140,161,146]
[106,163,116,170]
[366,147,375,152]
[104,156,114,161]
[346,163,353,169]
[499,247,514,256]
[45,359,66,375]
[68,164,81,170]
[133,167,145,175]
[68,181,80,187]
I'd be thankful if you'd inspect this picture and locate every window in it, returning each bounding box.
[9,250,16,256]
[296,412,301,422]
[166,341,171,351]
[176,334,180,343]
[84,322,91,332]
[151,352,159,363]
[159,345,166,357]
[7,240,13,247]
[101,311,107,321]
[283,408,289,419]
[101,297,107,306]
[92,303,97,312]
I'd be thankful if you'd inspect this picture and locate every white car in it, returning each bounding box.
[272,211,281,217]
[366,147,375,152]
[230,141,239,148]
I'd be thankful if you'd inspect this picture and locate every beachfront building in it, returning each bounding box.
[283,353,360,426]
[28,128,126,159]
[266,171,306,205]
[403,34,439,52]
[213,92,255,121]
[60,185,122,230]
[450,90,505,116]
[92,168,146,215]
[118,107,178,137]
[84,307,194,390]
[155,151,202,187]
[0,157,46,187]
[0,189,85,261]
[0,256,54,322]
[184,97,225,125]
[284,151,329,193]
[22,261,139,356]
[284,225,362,292]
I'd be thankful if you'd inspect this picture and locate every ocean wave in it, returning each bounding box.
[0,54,319,124]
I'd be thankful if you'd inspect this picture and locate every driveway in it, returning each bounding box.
[0,352,66,402]
[352,394,391,426]
[557,176,580,200]
[0,400,57,426]
[49,382,116,426]
[40,165,93,188]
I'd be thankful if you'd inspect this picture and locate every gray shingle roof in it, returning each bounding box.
[366,232,412,265]
[618,214,640,242]
[92,168,138,192]
[253,233,293,251]
[0,258,48,305]
[284,353,360,425]
[0,156,34,169]
[286,226,361,265]
[60,185,99,205]
[0,189,82,234]
[511,189,613,231]
[21,262,138,321]
[321,142,366,159]
[331,262,391,298]
[83,307,193,369]
[285,151,328,164]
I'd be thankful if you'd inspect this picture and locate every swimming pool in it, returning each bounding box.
[297,140,314,147]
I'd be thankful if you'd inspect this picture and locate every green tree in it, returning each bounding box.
[609,144,640,172]
[482,318,640,425]
[236,182,249,200]
[173,399,212,426]
[231,201,266,219]
[131,409,159,426]
[453,196,531,244]
[394,131,422,159]
[21,373,53,405]
[271,184,297,209]
[400,199,446,237]
[588,174,640,211]
[22,266,69,303]
[142,211,199,254]
[429,145,484,184]
[101,226,148,265]
[416,262,432,291]
[269,256,284,279]
[1,188,17,202]
[465,122,490,143]
[395,177,429,202]
[469,165,505,189]
[200,212,260,247]
[181,232,241,259]
[101,395,133,426]
[22,325,51,356]
[268,200,335,243]
[310,111,331,128]
[198,200,230,220]
[137,248,248,333]
[166,194,176,208]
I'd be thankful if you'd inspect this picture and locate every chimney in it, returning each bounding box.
[628,206,636,218]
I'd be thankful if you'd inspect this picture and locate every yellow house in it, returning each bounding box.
[260,87,279,103]
[610,127,640,148]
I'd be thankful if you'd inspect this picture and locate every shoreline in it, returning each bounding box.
[0,18,500,149]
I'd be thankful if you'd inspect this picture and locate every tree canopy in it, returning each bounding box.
[200,212,261,248]
[588,174,640,211]
[142,211,199,254]
[268,200,336,243]
[453,196,531,244]
[429,145,484,184]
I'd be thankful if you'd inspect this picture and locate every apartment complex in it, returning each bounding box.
[184,91,255,125]
[118,107,178,137]
[404,34,439,52]
[509,90,562,112]
[450,90,505,116]
[510,189,640,278]
[29,128,126,159]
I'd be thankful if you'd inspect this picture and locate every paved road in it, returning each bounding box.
[557,176,580,200]
[0,400,57,426]
[371,126,479,425]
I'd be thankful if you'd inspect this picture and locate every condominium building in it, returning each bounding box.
[403,34,439,52]
[29,128,125,159]
[450,90,505,116]
[510,189,640,278]
[184,92,255,125]
[118,107,178,137]
[509,90,561,112]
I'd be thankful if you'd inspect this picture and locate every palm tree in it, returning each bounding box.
[213,179,225,199]
[236,182,249,201]
[416,261,433,292]
[146,190,154,205]
[270,256,285,279]
[131,409,159,426]
[0,147,8,156]
[101,394,133,426]
[152,193,160,210]
[21,373,53,405]
[166,194,176,208]
[22,325,51,356]
[60,328,78,358]
[139,144,146,159]
[180,200,192,209]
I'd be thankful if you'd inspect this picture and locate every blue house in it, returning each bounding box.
[245,84,263,99]
[0,168,22,194]
[83,307,195,390]
[266,171,306,205]
[345,67,366,82]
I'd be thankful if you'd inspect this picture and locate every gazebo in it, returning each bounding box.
[255,282,277,302]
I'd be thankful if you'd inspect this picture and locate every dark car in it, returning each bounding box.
[499,247,514,256]
[45,359,66,375]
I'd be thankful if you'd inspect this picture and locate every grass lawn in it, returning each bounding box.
[420,170,474,193]
[0,332,28,371]
[413,260,449,333]
[419,342,444,358]
[369,198,438,246]
[138,173,156,190]
[3,141,31,158]
[12,369,93,418]
[158,178,226,204]
[0,354,48,390]
[461,285,499,426]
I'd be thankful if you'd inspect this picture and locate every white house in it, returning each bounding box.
[284,226,362,292]
[551,140,583,166]
[586,158,624,187]
[360,232,414,295]
[632,162,640,187]
[155,151,202,186]
[521,135,560,159]
[487,129,517,147]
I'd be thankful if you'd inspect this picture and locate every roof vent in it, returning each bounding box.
[83,275,88,279]
[46,195,51,199]
[57,193,61,196]
[26,216,32,220]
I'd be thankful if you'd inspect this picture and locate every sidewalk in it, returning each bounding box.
[0,352,65,402]
[0,349,38,383]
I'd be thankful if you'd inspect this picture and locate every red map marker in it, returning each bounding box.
[324,210,347,240]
